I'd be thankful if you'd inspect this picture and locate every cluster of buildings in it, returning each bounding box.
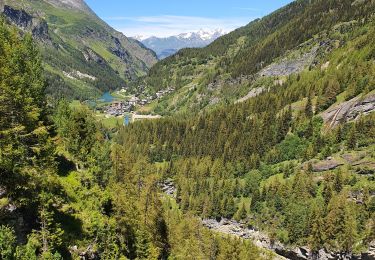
[100,87,175,117]
[102,101,134,116]
[155,87,175,98]
[130,87,176,106]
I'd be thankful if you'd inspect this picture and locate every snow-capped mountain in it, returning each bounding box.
[133,35,151,41]
[135,29,226,59]
[177,29,224,41]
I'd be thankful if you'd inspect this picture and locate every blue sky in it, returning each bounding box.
[85,0,294,38]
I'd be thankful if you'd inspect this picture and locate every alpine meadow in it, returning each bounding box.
[0,0,374,260]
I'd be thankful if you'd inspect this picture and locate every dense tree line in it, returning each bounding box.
[137,0,375,106]
[116,12,375,254]
[1,0,375,257]
[0,21,265,259]
[0,19,63,259]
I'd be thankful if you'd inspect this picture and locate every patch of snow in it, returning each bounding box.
[133,35,149,41]
[176,29,225,41]
[178,32,193,39]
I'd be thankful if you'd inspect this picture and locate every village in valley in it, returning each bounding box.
[94,87,174,125]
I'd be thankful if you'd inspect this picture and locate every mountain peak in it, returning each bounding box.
[44,0,92,13]
[133,35,151,41]
[138,29,226,59]
[177,29,225,41]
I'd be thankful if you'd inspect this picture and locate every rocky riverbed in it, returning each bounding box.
[202,218,375,260]
[161,180,375,260]
[160,179,177,198]
[202,218,309,260]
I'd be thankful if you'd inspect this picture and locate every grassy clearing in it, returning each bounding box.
[101,116,123,129]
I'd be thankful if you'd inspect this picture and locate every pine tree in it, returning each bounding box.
[0,226,16,259]
[38,192,64,256]
[225,198,237,219]
[322,182,334,205]
[308,200,325,252]
[334,169,344,193]
[0,21,54,205]
[305,95,314,118]
[341,204,358,253]
[347,124,357,150]
[234,202,248,221]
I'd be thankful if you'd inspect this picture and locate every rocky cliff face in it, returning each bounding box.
[2,5,51,41]
[3,5,32,29]
[322,93,375,128]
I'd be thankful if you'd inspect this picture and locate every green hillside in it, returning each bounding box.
[1,0,157,100]
[1,0,375,259]
[135,0,374,115]
[117,12,375,258]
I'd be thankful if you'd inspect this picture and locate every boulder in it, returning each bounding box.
[312,159,343,172]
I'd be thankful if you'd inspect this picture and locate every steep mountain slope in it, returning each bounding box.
[0,20,272,259]
[117,2,375,256]
[138,29,225,59]
[134,0,374,115]
[1,1,375,258]
[0,0,158,99]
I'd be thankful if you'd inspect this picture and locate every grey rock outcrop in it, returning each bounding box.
[3,5,33,29]
[83,48,107,66]
[345,94,375,121]
[202,218,375,260]
[322,93,375,128]
[160,181,375,259]
[202,218,307,260]
[2,5,51,41]
[236,87,265,104]
[110,36,132,62]
[160,179,176,198]
[311,158,344,172]
[259,46,318,77]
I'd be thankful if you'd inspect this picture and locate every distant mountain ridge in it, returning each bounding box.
[136,29,226,59]
[0,0,158,99]
[135,0,375,116]
[43,0,91,12]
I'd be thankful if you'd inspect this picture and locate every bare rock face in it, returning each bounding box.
[312,158,343,172]
[31,19,50,40]
[70,244,99,260]
[322,93,375,128]
[236,87,265,104]
[110,36,132,62]
[2,5,33,29]
[259,46,318,77]
[83,48,107,66]
[345,94,375,121]
[202,218,375,260]
[2,5,51,41]
[159,179,177,198]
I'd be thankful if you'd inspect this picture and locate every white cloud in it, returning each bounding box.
[105,15,255,38]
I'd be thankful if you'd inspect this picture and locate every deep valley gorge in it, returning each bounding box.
[0,0,375,259]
